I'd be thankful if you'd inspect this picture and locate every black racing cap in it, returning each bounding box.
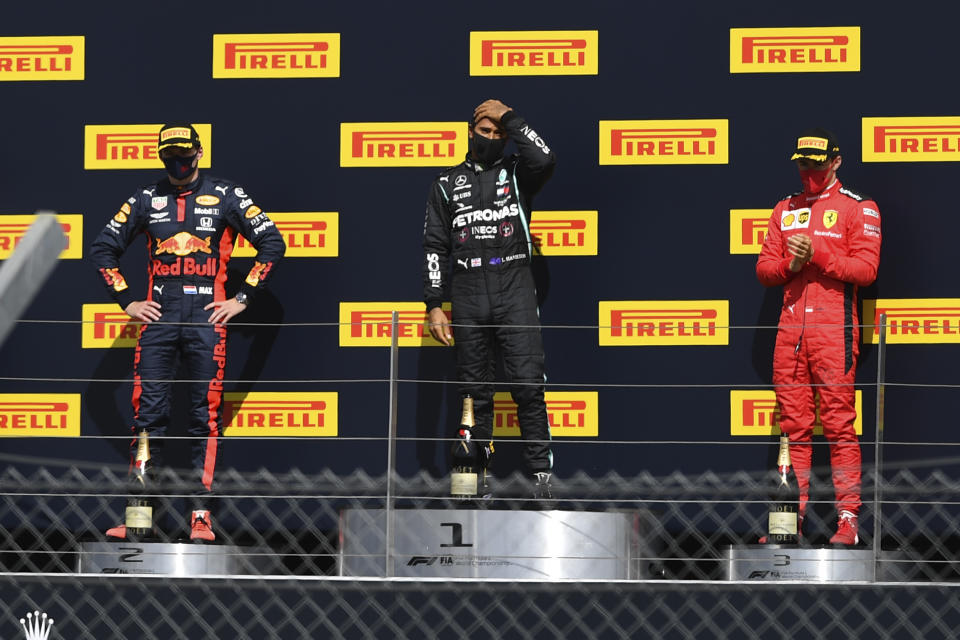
[789,127,840,162]
[157,122,201,152]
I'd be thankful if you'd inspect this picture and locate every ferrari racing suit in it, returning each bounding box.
[756,179,881,518]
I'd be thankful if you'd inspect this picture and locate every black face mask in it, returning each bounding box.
[162,152,198,180]
[471,134,506,166]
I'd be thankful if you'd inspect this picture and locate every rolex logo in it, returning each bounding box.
[19,611,54,640]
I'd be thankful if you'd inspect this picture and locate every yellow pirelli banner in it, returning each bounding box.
[223,392,338,437]
[863,299,960,344]
[234,212,339,257]
[730,27,860,73]
[530,211,598,256]
[339,302,452,347]
[0,394,81,437]
[729,209,772,255]
[599,119,729,165]
[493,391,599,437]
[340,122,468,167]
[82,304,139,349]
[730,390,863,436]
[84,123,213,170]
[213,33,340,78]
[469,30,598,76]
[862,117,960,162]
[0,214,83,259]
[0,36,84,81]
[599,300,729,346]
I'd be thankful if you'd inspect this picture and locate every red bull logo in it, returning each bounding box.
[244,261,272,287]
[151,257,217,277]
[155,232,212,256]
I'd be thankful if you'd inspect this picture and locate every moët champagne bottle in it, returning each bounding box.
[125,430,155,540]
[450,395,479,500]
[767,435,800,544]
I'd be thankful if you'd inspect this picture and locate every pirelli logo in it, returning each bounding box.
[730,390,863,436]
[223,392,338,437]
[599,300,729,346]
[730,27,860,73]
[84,123,213,170]
[340,122,468,167]
[339,302,452,347]
[862,117,960,162]
[0,394,81,437]
[0,36,84,81]
[729,209,772,255]
[234,212,338,257]
[82,304,138,349]
[530,211,597,256]
[863,299,960,344]
[469,30,598,76]
[599,120,729,165]
[493,392,599,437]
[212,33,340,78]
[0,214,83,259]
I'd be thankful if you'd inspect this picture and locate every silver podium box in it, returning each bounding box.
[339,508,652,579]
[724,544,875,581]
[76,542,282,576]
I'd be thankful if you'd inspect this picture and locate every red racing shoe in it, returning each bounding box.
[829,511,859,545]
[105,524,127,539]
[190,510,215,542]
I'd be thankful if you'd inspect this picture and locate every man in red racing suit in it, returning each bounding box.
[756,127,881,545]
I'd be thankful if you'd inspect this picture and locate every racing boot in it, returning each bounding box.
[829,510,859,545]
[532,472,553,501]
[190,510,215,542]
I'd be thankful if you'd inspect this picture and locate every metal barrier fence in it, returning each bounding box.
[2,315,960,638]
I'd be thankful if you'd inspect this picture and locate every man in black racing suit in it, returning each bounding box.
[91,122,285,541]
[423,99,556,498]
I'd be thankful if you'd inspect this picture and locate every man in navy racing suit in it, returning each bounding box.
[422,99,556,498]
[91,122,285,541]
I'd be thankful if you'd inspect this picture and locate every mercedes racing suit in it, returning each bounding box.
[422,110,556,472]
[91,173,285,493]
[756,179,881,517]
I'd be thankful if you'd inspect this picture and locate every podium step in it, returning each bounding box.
[76,542,282,576]
[723,544,875,581]
[339,508,656,579]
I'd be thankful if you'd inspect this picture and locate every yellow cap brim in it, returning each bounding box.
[790,152,828,162]
[158,141,198,151]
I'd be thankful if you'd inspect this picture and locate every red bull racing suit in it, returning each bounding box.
[91,174,285,494]
[756,180,881,518]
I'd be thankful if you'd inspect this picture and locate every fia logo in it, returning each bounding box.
[19,611,54,640]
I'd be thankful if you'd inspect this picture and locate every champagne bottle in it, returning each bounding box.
[767,435,800,544]
[125,430,155,540]
[450,396,479,499]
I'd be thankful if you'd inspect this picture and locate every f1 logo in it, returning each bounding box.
[440,522,473,548]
